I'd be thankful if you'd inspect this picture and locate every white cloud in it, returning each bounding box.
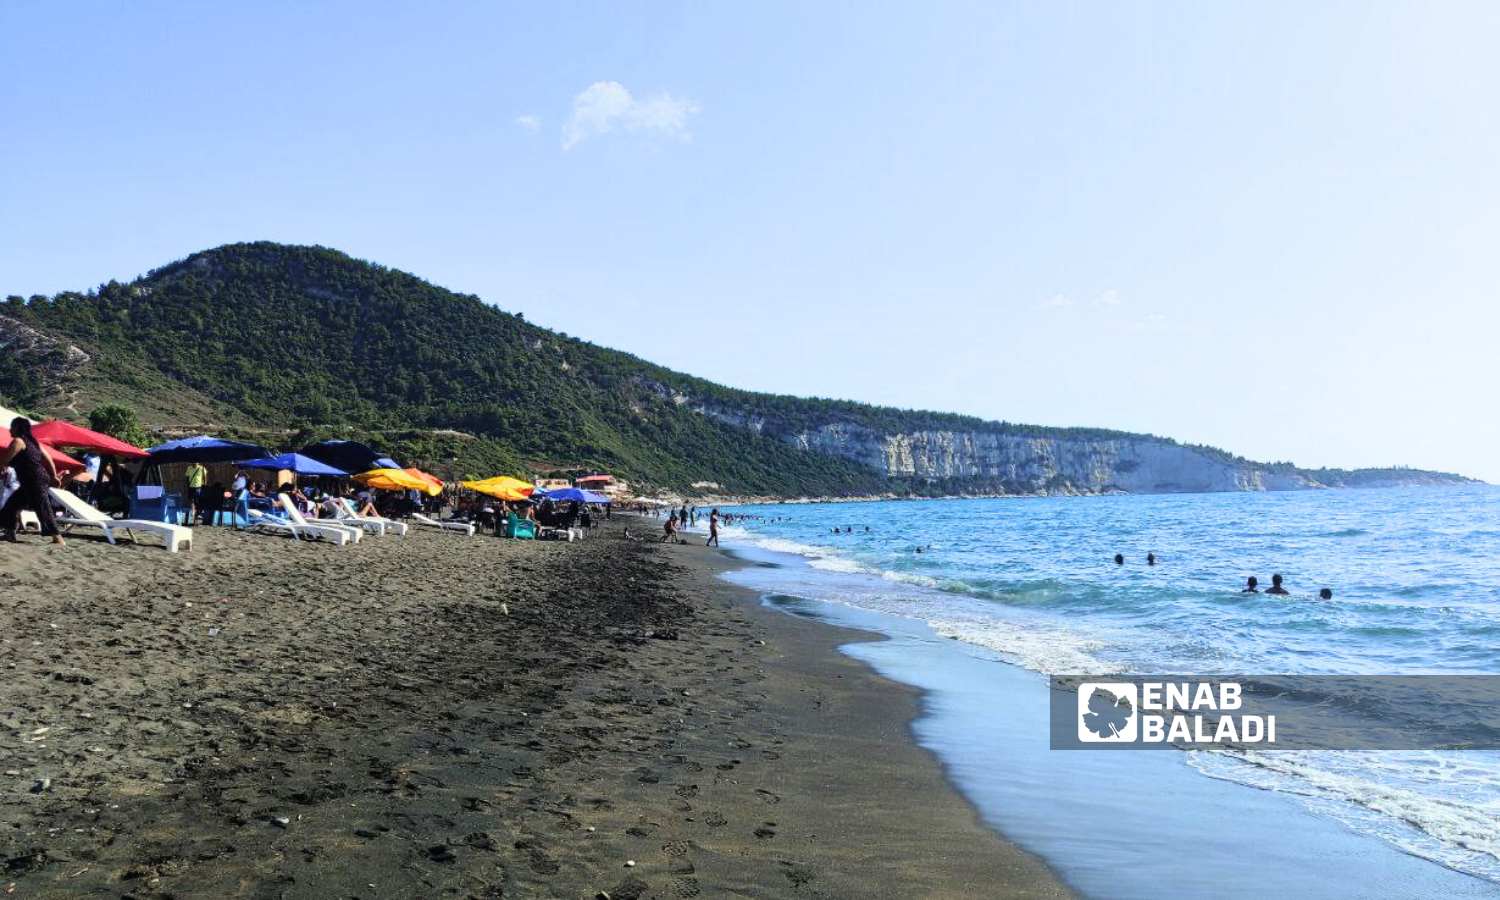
[1041,293,1074,309]
[515,114,541,133]
[1096,289,1122,306]
[562,81,699,150]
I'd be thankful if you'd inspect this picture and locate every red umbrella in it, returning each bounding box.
[31,420,149,458]
[0,425,85,473]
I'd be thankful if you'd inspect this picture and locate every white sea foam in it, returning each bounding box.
[928,617,1114,675]
[1188,749,1500,883]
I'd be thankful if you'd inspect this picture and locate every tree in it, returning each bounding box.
[87,404,150,449]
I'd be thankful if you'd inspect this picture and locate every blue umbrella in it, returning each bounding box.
[147,435,272,464]
[541,487,588,503]
[542,487,611,504]
[233,452,349,476]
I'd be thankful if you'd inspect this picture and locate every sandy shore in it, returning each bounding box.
[0,517,1069,898]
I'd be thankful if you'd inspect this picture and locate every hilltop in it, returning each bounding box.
[0,243,1477,495]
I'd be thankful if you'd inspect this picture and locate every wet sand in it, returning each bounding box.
[0,517,1069,898]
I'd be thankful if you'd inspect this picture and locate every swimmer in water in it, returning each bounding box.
[1266,574,1289,595]
[1146,552,1156,566]
[1242,576,1260,593]
[1114,553,1124,565]
[1319,588,1333,600]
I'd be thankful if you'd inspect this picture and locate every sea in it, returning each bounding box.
[705,486,1500,899]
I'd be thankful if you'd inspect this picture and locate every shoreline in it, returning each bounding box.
[0,516,1069,898]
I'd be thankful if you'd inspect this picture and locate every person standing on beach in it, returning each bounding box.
[661,514,677,542]
[185,461,208,525]
[0,418,64,545]
[706,508,720,547]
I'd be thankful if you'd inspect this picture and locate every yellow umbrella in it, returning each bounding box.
[462,475,536,502]
[355,468,437,494]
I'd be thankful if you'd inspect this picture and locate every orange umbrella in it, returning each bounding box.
[403,467,445,493]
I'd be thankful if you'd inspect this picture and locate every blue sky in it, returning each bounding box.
[3,1,1498,480]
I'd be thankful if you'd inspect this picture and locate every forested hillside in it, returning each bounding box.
[0,243,1476,495]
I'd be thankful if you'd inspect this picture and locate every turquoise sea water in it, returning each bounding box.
[711,486,1500,896]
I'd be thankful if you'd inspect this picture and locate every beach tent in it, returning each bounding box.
[147,435,272,465]
[0,424,84,473]
[462,475,535,501]
[299,440,400,474]
[354,468,437,494]
[234,453,349,477]
[32,420,149,458]
[403,467,445,493]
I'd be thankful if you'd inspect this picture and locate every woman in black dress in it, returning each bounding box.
[0,418,64,545]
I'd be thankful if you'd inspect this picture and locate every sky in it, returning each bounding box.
[3,1,1498,480]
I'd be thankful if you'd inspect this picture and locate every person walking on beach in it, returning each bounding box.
[0,418,64,545]
[706,508,720,547]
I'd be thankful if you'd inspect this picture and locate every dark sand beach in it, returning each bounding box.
[0,518,1068,899]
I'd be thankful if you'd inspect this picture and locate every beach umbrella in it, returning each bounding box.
[541,486,590,503]
[0,424,84,473]
[147,435,272,465]
[354,468,433,493]
[462,475,535,501]
[403,467,445,494]
[31,420,149,458]
[234,452,349,476]
[300,440,401,474]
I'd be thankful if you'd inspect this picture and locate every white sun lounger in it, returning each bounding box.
[247,508,352,545]
[412,512,474,536]
[276,494,362,543]
[48,487,193,553]
[334,498,408,536]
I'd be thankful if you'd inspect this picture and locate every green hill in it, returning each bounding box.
[0,242,1477,495]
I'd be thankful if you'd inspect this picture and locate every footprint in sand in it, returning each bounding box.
[755,788,781,804]
[703,811,727,828]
